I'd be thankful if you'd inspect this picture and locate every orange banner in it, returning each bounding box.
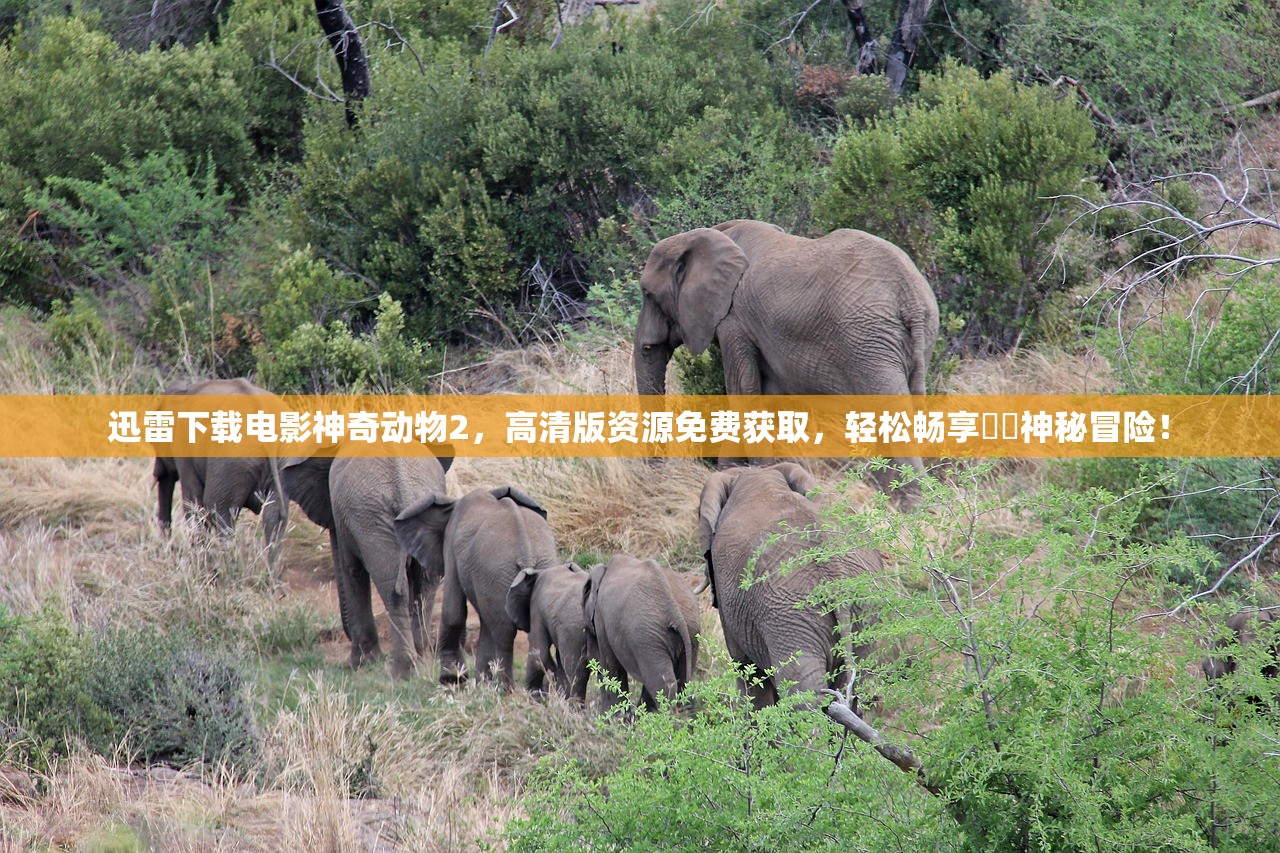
[0,394,1276,458]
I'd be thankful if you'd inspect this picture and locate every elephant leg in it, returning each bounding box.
[260,487,288,575]
[436,557,469,685]
[717,338,763,468]
[155,460,177,536]
[371,572,417,681]
[525,619,553,697]
[335,541,380,668]
[410,562,438,658]
[558,633,590,703]
[595,632,628,714]
[773,649,832,706]
[476,622,516,691]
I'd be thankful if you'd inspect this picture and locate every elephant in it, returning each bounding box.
[1202,609,1280,683]
[698,462,882,708]
[633,219,939,504]
[582,554,700,712]
[282,452,452,680]
[505,562,591,700]
[395,485,558,688]
[153,377,289,569]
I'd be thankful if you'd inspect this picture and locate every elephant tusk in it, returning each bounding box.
[693,577,709,595]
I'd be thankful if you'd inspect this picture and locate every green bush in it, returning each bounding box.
[0,603,113,764]
[817,62,1102,350]
[28,148,230,288]
[88,628,259,772]
[806,465,1277,849]
[0,605,257,772]
[45,292,120,360]
[1005,0,1279,175]
[0,14,254,207]
[673,343,725,396]
[291,7,792,341]
[507,666,950,851]
[256,254,439,394]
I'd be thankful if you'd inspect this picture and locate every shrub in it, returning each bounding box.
[45,293,120,361]
[256,262,440,394]
[291,6,792,341]
[1005,0,1278,175]
[817,62,1102,350]
[88,628,259,772]
[27,148,230,289]
[672,343,725,396]
[0,603,112,764]
[507,666,950,851]
[805,464,1279,849]
[0,14,254,206]
[0,605,257,773]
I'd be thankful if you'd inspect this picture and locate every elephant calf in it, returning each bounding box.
[396,485,558,689]
[506,563,591,701]
[699,462,883,708]
[583,554,700,712]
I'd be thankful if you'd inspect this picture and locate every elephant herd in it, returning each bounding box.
[150,220,1277,709]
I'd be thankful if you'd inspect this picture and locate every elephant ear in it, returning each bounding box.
[490,485,548,520]
[772,462,817,498]
[697,470,742,557]
[427,442,455,475]
[582,562,607,636]
[505,568,542,633]
[394,493,456,570]
[673,228,748,355]
[565,561,587,574]
[281,455,336,530]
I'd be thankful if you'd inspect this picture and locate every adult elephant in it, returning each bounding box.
[582,554,700,713]
[633,219,939,504]
[698,462,882,708]
[153,377,289,570]
[282,453,452,680]
[395,486,558,689]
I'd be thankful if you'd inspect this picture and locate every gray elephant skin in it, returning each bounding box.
[506,563,591,700]
[153,377,289,569]
[583,554,700,712]
[699,462,882,707]
[1202,609,1280,683]
[283,452,452,680]
[396,486,558,688]
[634,219,939,501]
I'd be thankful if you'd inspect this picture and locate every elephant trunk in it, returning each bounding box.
[634,339,672,396]
[634,297,675,396]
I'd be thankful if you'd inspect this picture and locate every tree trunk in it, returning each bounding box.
[843,0,878,74]
[314,0,370,127]
[885,0,932,94]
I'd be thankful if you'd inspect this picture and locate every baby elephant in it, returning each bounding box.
[583,554,700,712]
[505,563,591,701]
[395,485,557,688]
[1202,609,1280,682]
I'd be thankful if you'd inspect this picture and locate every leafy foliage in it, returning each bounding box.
[1005,0,1280,175]
[255,250,438,392]
[0,604,258,772]
[818,62,1102,350]
[507,666,950,851]
[812,464,1278,849]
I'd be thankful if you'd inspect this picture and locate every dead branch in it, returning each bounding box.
[1219,88,1280,115]
[819,689,940,795]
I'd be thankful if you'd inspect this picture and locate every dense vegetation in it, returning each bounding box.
[2,0,1279,847]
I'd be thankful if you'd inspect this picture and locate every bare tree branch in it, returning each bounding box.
[820,689,940,794]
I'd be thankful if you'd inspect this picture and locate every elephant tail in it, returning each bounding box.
[672,618,695,686]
